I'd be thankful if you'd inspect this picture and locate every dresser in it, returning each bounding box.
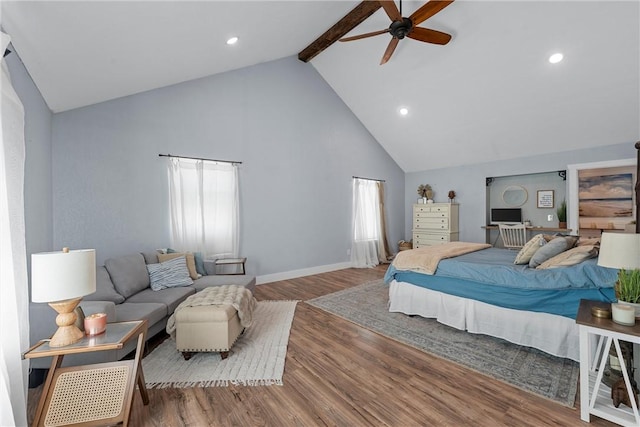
[412,203,459,248]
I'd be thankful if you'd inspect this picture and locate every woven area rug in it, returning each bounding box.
[308,280,579,407]
[142,300,297,388]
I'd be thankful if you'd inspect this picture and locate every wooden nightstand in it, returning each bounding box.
[24,320,149,427]
[576,299,640,425]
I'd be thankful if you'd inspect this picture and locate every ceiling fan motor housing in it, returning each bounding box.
[389,17,413,39]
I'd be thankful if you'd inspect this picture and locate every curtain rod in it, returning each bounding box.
[353,175,385,182]
[159,154,242,165]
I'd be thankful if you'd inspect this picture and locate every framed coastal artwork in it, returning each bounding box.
[578,173,634,218]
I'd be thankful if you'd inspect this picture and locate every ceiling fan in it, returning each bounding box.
[339,0,454,65]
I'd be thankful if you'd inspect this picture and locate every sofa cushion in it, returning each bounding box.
[147,256,194,290]
[141,250,160,264]
[84,266,125,303]
[124,286,195,314]
[115,302,167,326]
[158,252,199,280]
[192,275,257,293]
[104,253,150,298]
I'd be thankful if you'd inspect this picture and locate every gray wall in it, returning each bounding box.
[51,56,405,274]
[405,143,637,244]
[6,52,53,264]
[488,172,566,226]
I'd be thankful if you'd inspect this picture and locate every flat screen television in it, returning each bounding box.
[490,208,522,225]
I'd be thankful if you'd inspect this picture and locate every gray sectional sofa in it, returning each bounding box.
[28,250,256,371]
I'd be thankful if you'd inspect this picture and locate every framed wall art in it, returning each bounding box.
[537,190,554,208]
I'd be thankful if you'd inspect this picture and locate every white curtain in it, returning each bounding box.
[351,178,383,268]
[0,32,30,427]
[168,158,239,259]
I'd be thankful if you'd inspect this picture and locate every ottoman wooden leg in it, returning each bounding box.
[182,351,194,361]
[220,351,229,360]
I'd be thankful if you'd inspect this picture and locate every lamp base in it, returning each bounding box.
[48,297,84,347]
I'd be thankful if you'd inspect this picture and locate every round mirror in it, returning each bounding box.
[502,185,528,207]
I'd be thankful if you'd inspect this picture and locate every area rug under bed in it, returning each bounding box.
[142,300,297,388]
[307,280,579,407]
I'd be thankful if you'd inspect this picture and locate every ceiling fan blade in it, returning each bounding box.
[407,27,452,45]
[409,0,455,27]
[379,0,401,21]
[380,37,399,65]
[340,28,390,42]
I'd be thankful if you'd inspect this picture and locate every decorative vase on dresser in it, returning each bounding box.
[412,203,459,248]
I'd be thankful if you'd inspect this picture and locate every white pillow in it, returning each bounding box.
[514,234,546,265]
[147,256,193,291]
[536,245,598,269]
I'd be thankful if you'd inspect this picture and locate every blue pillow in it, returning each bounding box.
[194,252,207,276]
[529,236,578,268]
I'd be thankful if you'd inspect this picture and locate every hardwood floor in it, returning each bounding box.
[28,265,616,426]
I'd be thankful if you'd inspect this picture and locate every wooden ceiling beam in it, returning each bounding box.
[298,1,382,63]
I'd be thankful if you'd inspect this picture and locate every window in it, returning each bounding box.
[167,158,239,258]
[351,178,391,268]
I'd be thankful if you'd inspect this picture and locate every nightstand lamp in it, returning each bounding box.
[31,248,96,347]
[598,232,640,325]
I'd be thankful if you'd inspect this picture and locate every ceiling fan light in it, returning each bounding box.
[399,107,409,116]
[226,37,239,45]
[549,53,563,64]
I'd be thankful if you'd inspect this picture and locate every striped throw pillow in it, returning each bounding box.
[147,256,193,291]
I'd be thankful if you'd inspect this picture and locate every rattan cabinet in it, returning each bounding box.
[412,203,459,248]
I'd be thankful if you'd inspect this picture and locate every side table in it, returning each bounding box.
[213,257,247,275]
[23,320,149,427]
[576,299,640,426]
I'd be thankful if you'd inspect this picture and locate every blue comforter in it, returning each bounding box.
[384,247,618,318]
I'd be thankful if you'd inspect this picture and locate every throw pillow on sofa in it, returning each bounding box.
[158,252,199,280]
[165,248,207,276]
[84,266,125,304]
[147,256,193,290]
[104,253,150,298]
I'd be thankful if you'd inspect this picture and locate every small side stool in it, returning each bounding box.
[175,304,243,360]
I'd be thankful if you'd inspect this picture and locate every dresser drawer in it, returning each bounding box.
[414,211,448,219]
[413,232,459,248]
[413,205,450,215]
[430,205,450,214]
[413,219,449,230]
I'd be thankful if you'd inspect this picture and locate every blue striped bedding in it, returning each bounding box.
[384,247,618,318]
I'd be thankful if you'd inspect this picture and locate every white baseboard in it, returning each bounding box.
[256,262,352,285]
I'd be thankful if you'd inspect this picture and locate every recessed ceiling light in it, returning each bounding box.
[226,37,238,45]
[399,107,409,116]
[549,53,563,64]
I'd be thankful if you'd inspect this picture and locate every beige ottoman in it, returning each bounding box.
[175,304,244,360]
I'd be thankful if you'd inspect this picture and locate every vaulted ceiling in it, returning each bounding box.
[2,1,638,172]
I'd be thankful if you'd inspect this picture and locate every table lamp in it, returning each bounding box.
[598,232,640,325]
[31,248,96,347]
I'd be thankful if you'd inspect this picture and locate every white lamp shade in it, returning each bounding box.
[31,249,96,303]
[597,232,640,270]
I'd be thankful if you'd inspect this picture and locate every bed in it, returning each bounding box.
[384,242,618,362]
